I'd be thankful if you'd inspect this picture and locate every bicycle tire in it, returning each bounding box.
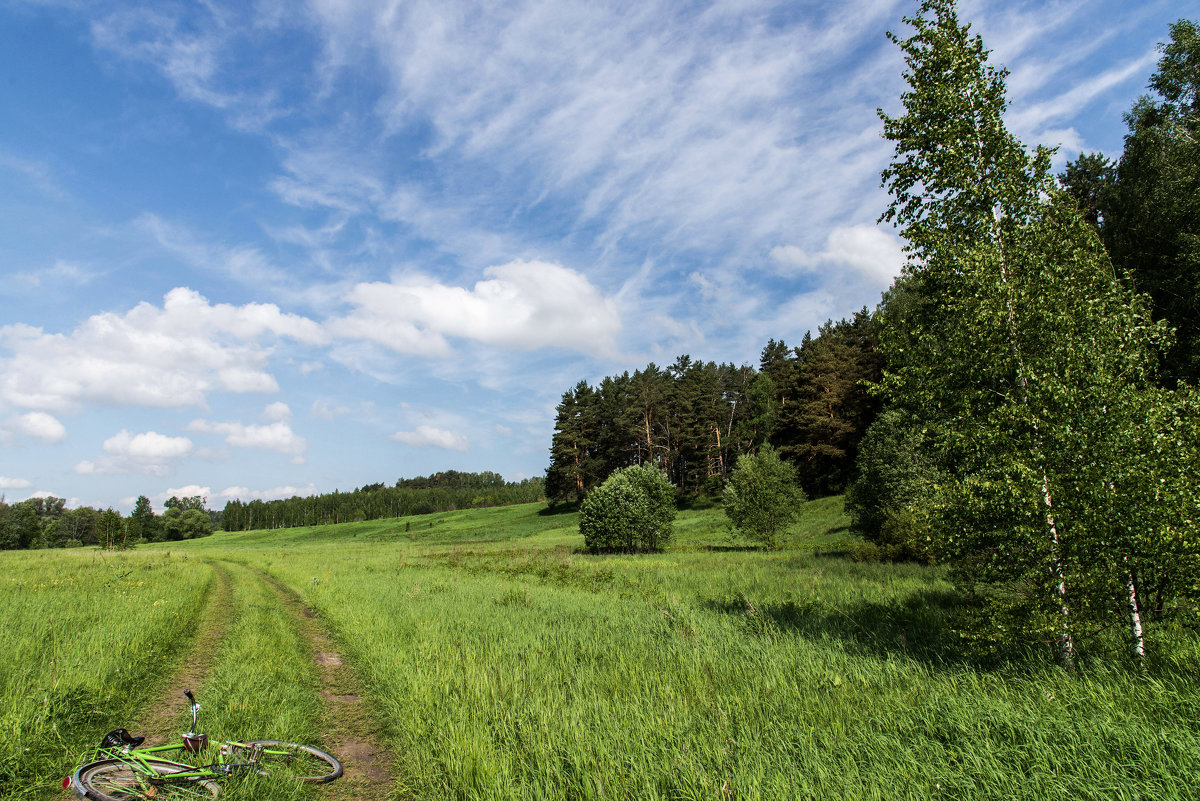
[74,757,220,800]
[244,740,343,783]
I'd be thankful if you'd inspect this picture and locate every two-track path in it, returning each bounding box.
[125,559,396,801]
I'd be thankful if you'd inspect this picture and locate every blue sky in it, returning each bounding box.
[0,0,1192,513]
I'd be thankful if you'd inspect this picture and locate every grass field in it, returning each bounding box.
[3,497,1198,800]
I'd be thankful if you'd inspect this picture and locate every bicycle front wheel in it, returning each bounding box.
[245,740,343,783]
[74,758,220,800]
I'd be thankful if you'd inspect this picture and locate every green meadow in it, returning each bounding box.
[3,499,1198,800]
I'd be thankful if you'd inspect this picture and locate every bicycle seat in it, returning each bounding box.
[100,729,145,749]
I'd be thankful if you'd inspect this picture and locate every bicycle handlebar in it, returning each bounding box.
[184,689,200,735]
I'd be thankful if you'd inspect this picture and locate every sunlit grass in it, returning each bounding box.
[185,499,1200,800]
[0,550,212,800]
[7,499,1199,799]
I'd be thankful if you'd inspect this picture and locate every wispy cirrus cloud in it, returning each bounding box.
[0,151,69,200]
[296,0,905,268]
[88,3,284,131]
[8,260,96,293]
[135,214,292,293]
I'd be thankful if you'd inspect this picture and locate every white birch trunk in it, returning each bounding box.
[1041,471,1074,669]
[1125,560,1146,670]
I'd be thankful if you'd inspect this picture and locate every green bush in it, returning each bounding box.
[722,445,805,550]
[845,408,941,561]
[579,465,676,552]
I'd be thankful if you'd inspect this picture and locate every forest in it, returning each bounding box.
[0,472,545,545]
[218,471,545,531]
[544,311,881,505]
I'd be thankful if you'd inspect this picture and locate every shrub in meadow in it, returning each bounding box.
[579,464,676,552]
[723,445,805,550]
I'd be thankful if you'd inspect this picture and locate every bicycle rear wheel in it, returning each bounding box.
[245,740,343,783]
[74,758,220,800]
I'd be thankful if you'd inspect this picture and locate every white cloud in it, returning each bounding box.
[89,6,282,131]
[0,476,33,490]
[9,260,94,292]
[1007,51,1158,146]
[389,425,468,452]
[0,288,326,412]
[75,429,194,476]
[210,483,320,503]
[262,401,292,422]
[187,407,307,462]
[771,225,905,285]
[256,0,907,284]
[330,259,620,358]
[8,412,67,442]
[310,399,350,420]
[0,151,68,200]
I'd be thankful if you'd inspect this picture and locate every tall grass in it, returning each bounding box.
[8,500,1199,799]
[0,549,212,800]
[191,501,1199,800]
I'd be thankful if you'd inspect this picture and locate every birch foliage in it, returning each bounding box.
[878,0,1197,665]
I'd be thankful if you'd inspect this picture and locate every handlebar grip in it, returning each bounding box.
[184,689,196,703]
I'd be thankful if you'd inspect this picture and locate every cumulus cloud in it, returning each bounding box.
[0,288,326,412]
[389,425,468,452]
[187,405,307,462]
[213,483,320,502]
[0,476,33,489]
[771,225,905,285]
[329,259,620,358]
[75,429,194,476]
[148,483,319,508]
[8,412,67,442]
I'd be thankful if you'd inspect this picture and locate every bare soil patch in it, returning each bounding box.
[315,651,344,666]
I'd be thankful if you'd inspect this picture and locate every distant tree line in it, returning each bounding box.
[545,310,881,507]
[0,494,213,551]
[220,471,545,531]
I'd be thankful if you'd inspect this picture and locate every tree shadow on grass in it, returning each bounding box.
[537,503,579,516]
[702,587,975,668]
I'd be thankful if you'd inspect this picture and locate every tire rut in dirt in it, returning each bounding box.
[251,569,397,800]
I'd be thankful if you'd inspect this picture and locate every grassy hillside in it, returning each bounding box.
[3,498,1198,800]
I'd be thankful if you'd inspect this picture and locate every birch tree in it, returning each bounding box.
[878,0,1191,667]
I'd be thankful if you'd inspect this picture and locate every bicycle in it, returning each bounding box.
[65,689,343,799]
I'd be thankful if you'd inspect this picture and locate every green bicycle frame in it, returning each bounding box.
[85,740,283,780]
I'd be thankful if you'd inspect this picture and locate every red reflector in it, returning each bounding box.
[62,776,71,789]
